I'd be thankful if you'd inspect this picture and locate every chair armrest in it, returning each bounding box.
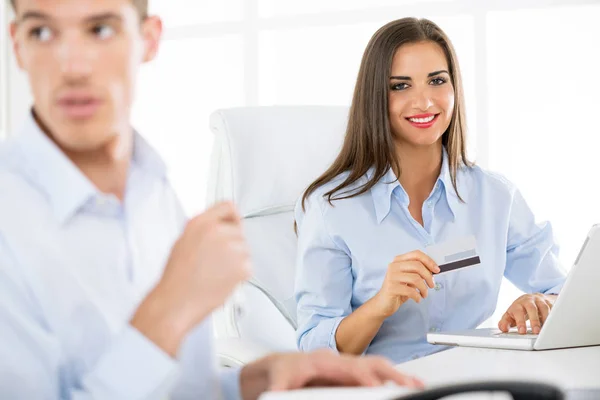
[216,337,274,368]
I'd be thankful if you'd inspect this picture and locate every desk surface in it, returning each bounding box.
[397,345,600,389]
[260,345,600,399]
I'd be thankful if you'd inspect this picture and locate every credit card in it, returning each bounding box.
[425,235,481,274]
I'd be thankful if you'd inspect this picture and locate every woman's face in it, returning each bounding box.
[388,41,455,148]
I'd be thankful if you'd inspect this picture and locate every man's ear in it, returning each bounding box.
[9,22,25,70]
[141,16,163,63]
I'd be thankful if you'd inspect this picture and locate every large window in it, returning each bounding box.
[2,0,599,325]
[131,35,245,214]
[484,4,600,317]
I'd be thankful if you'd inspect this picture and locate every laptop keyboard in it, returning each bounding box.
[493,329,539,339]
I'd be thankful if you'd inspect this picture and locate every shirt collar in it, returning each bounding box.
[438,147,463,221]
[15,112,167,225]
[368,167,403,224]
[131,132,168,179]
[369,148,464,224]
[438,147,467,218]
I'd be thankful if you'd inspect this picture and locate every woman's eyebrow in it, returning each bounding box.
[390,70,449,80]
[428,69,449,77]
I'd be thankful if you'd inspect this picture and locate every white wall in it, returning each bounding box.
[6,39,30,136]
[0,2,8,139]
[0,3,30,139]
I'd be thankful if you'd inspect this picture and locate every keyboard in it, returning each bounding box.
[493,329,539,339]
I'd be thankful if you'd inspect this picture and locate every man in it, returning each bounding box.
[0,0,423,399]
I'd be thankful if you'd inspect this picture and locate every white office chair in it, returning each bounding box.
[207,106,349,367]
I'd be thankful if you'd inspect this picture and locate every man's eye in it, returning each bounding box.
[29,26,53,42]
[92,24,115,40]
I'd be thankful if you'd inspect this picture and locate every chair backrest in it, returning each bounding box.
[207,106,348,352]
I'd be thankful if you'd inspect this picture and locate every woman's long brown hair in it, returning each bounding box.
[301,17,472,210]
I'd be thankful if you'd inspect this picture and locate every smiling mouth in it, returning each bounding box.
[404,113,440,128]
[406,114,438,123]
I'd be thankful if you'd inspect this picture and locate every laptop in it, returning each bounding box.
[427,224,600,351]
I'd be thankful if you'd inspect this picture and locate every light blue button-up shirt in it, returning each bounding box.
[0,114,240,399]
[295,150,566,364]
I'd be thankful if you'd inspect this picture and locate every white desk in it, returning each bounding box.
[260,346,600,399]
[397,346,600,390]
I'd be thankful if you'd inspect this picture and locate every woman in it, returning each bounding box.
[294,17,566,364]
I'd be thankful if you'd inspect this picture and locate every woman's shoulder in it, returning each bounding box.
[296,171,370,216]
[461,164,518,196]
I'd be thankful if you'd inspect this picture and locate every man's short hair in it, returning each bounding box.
[9,0,149,19]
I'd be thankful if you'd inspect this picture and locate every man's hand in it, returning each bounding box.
[498,293,558,334]
[240,350,424,400]
[131,202,252,356]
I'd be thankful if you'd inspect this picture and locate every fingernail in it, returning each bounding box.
[519,327,525,334]
[414,378,425,388]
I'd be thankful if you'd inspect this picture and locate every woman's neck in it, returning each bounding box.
[394,141,443,203]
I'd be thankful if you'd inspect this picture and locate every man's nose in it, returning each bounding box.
[56,33,94,82]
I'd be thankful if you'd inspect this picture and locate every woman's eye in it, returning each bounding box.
[92,24,115,40]
[431,77,447,85]
[30,26,53,42]
[391,83,409,91]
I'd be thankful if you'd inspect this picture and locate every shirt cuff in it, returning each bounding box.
[310,316,345,352]
[328,316,346,352]
[220,367,242,400]
[82,325,180,399]
[544,282,564,295]
[298,316,346,353]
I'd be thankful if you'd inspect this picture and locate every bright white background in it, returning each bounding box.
[1,0,600,327]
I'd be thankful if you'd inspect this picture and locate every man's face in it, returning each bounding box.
[10,0,161,152]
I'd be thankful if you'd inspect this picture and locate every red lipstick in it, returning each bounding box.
[405,113,439,129]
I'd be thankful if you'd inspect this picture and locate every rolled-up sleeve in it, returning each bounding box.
[294,195,353,352]
[504,188,567,295]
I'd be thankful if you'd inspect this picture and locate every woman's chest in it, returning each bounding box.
[345,215,508,302]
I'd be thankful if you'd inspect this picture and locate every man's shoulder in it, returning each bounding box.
[0,150,51,235]
[0,133,18,161]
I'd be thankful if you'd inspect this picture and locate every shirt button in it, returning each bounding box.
[234,303,244,319]
[427,201,433,208]
[434,283,443,291]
